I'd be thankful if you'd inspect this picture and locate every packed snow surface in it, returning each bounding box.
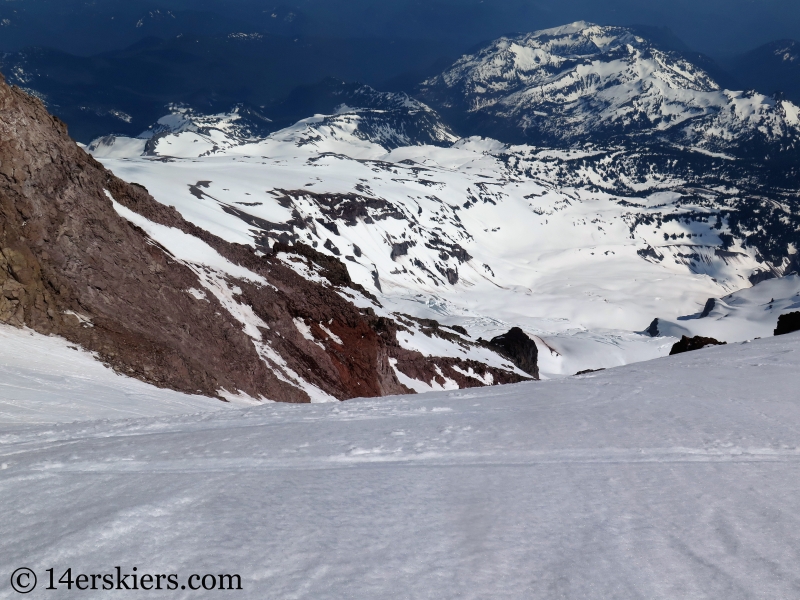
[2,334,800,598]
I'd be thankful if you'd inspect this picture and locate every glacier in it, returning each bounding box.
[79,25,800,383]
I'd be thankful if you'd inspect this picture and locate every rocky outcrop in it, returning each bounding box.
[699,298,717,318]
[575,368,605,376]
[645,318,661,337]
[0,73,527,403]
[0,72,325,401]
[669,336,727,356]
[775,312,800,336]
[486,328,539,379]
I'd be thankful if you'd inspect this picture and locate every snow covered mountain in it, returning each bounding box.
[7,22,800,399]
[88,93,799,376]
[6,19,800,597]
[87,83,457,159]
[419,22,800,152]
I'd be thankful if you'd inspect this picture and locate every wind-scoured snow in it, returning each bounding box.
[2,334,800,598]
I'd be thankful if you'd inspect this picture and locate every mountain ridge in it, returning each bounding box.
[418,22,800,153]
[726,39,800,105]
[0,72,530,402]
[5,21,800,385]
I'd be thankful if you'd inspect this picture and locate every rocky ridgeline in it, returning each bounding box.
[0,74,532,403]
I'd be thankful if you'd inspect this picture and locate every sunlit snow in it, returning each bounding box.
[91,111,779,376]
[2,333,800,598]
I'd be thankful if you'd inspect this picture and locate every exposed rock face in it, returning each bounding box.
[645,318,661,337]
[575,368,605,376]
[0,73,527,403]
[669,336,727,356]
[775,312,800,336]
[486,328,539,379]
[0,72,311,401]
[699,298,717,318]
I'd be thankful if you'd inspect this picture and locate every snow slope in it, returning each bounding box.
[2,334,800,598]
[651,273,800,342]
[0,325,229,425]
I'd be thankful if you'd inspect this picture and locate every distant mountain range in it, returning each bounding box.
[726,39,800,105]
[4,0,800,57]
[419,22,800,153]
[2,14,800,143]
[0,36,453,142]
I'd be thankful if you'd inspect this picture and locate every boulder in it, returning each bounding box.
[775,311,800,336]
[669,336,726,356]
[487,328,539,379]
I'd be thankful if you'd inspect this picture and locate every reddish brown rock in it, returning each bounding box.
[0,72,299,400]
[0,73,530,403]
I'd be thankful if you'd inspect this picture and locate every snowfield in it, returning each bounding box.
[654,273,800,341]
[2,333,800,598]
[2,20,799,598]
[0,326,228,425]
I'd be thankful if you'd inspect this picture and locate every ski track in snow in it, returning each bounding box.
[2,334,800,598]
